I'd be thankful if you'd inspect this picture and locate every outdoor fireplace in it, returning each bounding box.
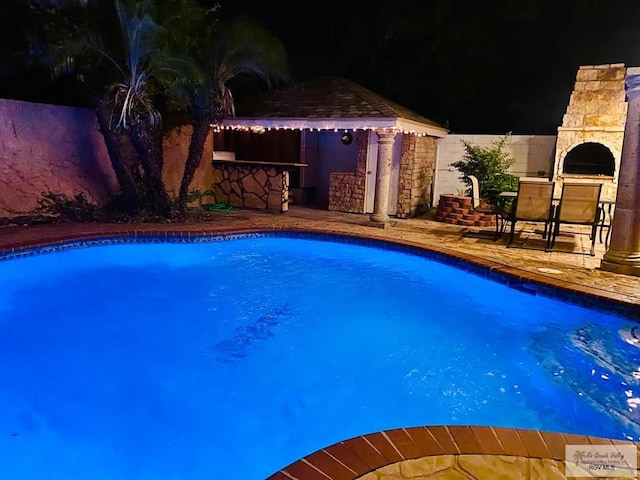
[552,64,627,200]
[561,142,615,176]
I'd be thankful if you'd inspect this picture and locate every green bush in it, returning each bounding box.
[450,134,518,206]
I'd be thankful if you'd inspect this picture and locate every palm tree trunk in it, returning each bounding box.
[95,101,140,215]
[178,118,210,216]
[128,118,172,217]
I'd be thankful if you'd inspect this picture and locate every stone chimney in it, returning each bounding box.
[552,64,627,200]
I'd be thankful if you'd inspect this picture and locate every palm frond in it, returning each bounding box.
[106,78,161,129]
[196,17,289,122]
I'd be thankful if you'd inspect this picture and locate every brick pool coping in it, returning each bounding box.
[1,222,639,478]
[266,425,638,480]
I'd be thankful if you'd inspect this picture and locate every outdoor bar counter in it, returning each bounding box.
[211,159,307,213]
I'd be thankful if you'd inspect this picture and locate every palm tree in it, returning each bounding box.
[156,2,289,216]
[48,0,177,217]
[98,0,175,217]
[14,0,142,215]
[37,0,287,218]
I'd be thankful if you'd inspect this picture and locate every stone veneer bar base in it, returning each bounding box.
[212,160,292,212]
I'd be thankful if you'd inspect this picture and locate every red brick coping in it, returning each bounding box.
[0,224,638,479]
[266,426,637,480]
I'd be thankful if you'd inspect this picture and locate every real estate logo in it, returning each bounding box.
[565,445,637,478]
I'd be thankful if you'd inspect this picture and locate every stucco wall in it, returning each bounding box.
[162,126,215,201]
[0,98,118,217]
[433,134,557,207]
[0,98,214,218]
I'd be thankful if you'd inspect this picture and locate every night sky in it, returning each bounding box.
[2,0,640,135]
[217,0,640,135]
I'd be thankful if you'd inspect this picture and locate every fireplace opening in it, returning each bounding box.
[562,142,615,176]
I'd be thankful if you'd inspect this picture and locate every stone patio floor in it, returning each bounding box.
[1,205,640,479]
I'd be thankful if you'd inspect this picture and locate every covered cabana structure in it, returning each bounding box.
[211,76,448,223]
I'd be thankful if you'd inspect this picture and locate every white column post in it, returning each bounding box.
[370,130,397,223]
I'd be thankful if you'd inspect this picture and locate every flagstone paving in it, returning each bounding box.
[1,206,640,479]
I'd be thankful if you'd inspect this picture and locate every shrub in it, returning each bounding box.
[450,134,518,206]
[37,191,100,222]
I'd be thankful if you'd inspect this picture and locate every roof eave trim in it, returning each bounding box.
[218,117,449,137]
[396,118,449,138]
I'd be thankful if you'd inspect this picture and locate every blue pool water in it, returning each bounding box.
[1,234,639,479]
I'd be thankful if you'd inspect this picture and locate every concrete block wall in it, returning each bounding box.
[433,134,557,207]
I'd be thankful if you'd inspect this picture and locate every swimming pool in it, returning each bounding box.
[1,233,639,479]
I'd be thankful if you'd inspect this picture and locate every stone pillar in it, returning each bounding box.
[370,130,397,223]
[601,67,640,276]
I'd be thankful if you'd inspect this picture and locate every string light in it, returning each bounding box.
[210,123,434,137]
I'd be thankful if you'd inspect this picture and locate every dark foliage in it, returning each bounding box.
[36,191,101,222]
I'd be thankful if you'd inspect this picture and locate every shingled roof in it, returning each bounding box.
[223,76,448,137]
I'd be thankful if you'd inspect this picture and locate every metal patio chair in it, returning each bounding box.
[507,179,556,247]
[549,182,603,256]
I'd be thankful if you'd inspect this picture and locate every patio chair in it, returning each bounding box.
[507,180,556,247]
[468,175,509,240]
[549,182,603,256]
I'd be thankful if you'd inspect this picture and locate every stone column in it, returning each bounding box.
[370,130,397,223]
[601,67,640,276]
